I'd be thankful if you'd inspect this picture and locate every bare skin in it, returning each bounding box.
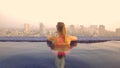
[47,35,77,51]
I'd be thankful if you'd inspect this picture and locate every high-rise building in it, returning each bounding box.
[116,28,120,36]
[98,25,106,36]
[39,23,45,35]
[24,23,30,33]
[88,25,98,36]
[69,24,76,35]
[79,25,85,36]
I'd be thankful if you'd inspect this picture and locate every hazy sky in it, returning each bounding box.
[0,0,120,31]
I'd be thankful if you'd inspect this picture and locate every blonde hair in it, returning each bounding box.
[56,22,66,42]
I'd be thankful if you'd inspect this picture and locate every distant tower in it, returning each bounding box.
[69,24,75,35]
[98,25,106,36]
[116,28,120,36]
[24,23,30,33]
[39,23,45,35]
[79,25,85,35]
[89,25,98,36]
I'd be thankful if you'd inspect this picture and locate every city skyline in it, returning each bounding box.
[0,0,120,31]
[0,22,120,37]
[0,22,119,32]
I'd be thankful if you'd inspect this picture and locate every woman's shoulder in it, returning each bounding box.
[66,35,78,41]
[47,36,56,41]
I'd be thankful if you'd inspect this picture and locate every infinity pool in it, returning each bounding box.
[0,41,120,68]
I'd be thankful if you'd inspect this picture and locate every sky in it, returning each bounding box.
[0,0,120,31]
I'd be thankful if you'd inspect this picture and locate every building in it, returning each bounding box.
[69,24,76,35]
[24,23,30,33]
[39,23,45,35]
[116,28,120,36]
[98,25,106,36]
[79,25,85,36]
[88,25,98,36]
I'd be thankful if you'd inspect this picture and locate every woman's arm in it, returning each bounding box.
[47,40,55,50]
[69,36,78,48]
[69,36,78,41]
[47,36,54,41]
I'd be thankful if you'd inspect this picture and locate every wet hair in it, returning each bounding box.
[56,22,66,42]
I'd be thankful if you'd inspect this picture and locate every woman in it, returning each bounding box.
[47,22,77,68]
